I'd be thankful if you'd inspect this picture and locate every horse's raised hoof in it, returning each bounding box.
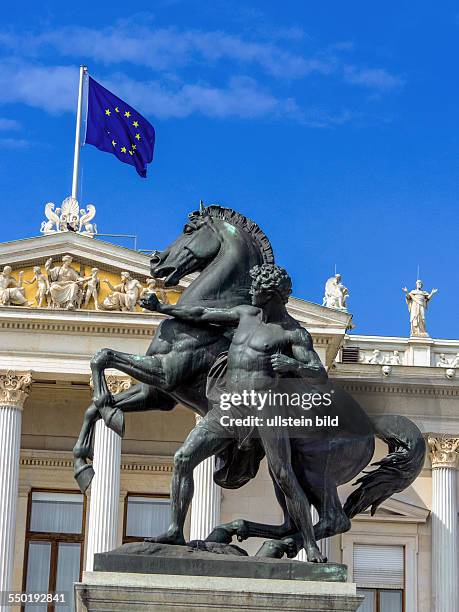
[255,539,286,559]
[74,464,95,494]
[100,406,125,437]
[205,526,233,544]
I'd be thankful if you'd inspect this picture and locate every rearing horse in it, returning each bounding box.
[73,205,274,493]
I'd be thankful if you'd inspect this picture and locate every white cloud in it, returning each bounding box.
[0,23,337,80]
[0,137,30,148]
[0,117,21,130]
[0,60,78,113]
[343,66,404,91]
[0,60,308,121]
[104,73,301,120]
[0,21,403,124]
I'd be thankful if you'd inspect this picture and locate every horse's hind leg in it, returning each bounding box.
[259,484,352,560]
[206,474,295,544]
[313,484,351,541]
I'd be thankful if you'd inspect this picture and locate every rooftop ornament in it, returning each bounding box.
[40,197,97,237]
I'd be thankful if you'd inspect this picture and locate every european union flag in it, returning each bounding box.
[85,77,155,178]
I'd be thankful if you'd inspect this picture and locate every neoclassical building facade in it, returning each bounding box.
[0,223,457,612]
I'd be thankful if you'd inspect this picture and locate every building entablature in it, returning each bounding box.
[339,333,459,372]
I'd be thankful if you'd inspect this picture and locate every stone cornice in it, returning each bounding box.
[0,370,32,408]
[331,378,459,399]
[20,449,173,474]
[345,333,459,347]
[0,306,163,337]
[428,435,459,469]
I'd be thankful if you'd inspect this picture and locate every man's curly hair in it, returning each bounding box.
[249,264,292,303]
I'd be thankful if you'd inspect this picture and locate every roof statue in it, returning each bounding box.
[402,279,438,337]
[323,273,349,311]
[40,197,98,237]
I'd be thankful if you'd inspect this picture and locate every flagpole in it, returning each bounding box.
[71,65,88,201]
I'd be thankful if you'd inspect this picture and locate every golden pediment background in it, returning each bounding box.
[0,234,183,313]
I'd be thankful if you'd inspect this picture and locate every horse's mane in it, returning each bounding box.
[191,205,274,265]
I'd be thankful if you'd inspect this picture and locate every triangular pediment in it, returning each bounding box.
[0,233,185,312]
[0,232,151,276]
[356,495,430,523]
[0,234,352,346]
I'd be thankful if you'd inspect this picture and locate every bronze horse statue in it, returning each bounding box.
[73,204,426,559]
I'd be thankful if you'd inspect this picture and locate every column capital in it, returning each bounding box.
[89,375,132,395]
[0,370,32,409]
[428,435,459,469]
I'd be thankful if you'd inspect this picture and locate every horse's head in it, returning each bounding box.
[150,208,222,286]
[151,204,274,305]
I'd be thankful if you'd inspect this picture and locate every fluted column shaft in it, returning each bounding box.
[0,371,32,593]
[85,376,130,571]
[429,436,459,612]
[295,506,329,561]
[189,416,221,541]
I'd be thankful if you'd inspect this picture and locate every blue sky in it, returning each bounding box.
[0,1,457,338]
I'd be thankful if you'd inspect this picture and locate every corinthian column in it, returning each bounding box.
[428,435,459,612]
[85,376,131,571]
[189,415,221,541]
[0,370,32,593]
[295,506,329,562]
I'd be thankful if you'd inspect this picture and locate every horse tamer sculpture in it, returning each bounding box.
[73,203,426,561]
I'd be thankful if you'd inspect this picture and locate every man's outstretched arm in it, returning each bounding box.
[141,292,249,325]
[271,328,327,382]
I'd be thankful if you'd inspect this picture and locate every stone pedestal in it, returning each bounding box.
[428,435,459,612]
[75,572,363,612]
[0,371,31,594]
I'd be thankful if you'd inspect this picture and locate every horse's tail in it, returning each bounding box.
[343,415,426,518]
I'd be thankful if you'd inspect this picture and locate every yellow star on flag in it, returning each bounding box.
[129,150,134,156]
[115,106,120,113]
[121,146,127,153]
[124,111,131,118]
[105,108,111,116]
[135,133,141,140]
[132,144,137,150]
[132,120,139,127]
[112,140,117,147]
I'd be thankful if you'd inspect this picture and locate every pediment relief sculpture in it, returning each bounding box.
[0,258,182,312]
[0,266,31,306]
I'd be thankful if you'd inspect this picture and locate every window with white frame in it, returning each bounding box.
[123,495,171,541]
[354,544,404,612]
[23,490,85,612]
